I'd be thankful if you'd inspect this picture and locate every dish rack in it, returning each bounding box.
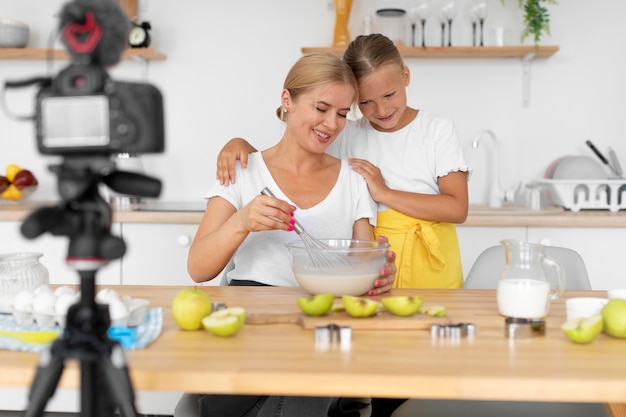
[537,179,626,212]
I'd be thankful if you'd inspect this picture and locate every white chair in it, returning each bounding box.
[391,244,603,417]
[464,244,592,290]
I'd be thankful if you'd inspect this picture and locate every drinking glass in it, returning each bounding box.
[409,0,431,47]
[469,0,487,46]
[439,0,457,47]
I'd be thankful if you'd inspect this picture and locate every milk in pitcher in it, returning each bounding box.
[497,278,550,318]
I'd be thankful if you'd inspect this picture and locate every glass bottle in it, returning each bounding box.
[0,252,49,313]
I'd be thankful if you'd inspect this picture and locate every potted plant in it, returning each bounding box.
[516,0,558,45]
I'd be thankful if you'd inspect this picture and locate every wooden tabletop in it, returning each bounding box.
[1,285,625,414]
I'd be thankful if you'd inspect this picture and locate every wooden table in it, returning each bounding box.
[1,286,625,416]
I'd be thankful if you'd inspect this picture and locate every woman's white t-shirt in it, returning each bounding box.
[327,110,470,211]
[205,152,377,287]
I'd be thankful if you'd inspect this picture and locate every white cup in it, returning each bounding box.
[565,297,608,320]
[490,27,507,47]
[608,289,626,300]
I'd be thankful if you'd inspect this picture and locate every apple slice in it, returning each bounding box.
[561,314,603,344]
[202,307,246,337]
[342,295,380,318]
[297,293,334,316]
[419,305,447,317]
[382,296,423,316]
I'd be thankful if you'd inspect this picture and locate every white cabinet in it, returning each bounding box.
[456,226,526,280]
[0,221,121,286]
[119,223,200,286]
[527,227,626,291]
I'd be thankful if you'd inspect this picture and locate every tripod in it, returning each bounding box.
[20,157,161,417]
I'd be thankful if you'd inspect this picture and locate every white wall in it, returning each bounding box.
[1,0,624,205]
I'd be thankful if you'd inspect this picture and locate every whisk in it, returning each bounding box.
[260,187,352,268]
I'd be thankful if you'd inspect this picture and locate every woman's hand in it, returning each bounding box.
[367,235,396,296]
[216,138,258,185]
[239,194,296,233]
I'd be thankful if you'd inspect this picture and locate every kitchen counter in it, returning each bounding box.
[3,201,626,227]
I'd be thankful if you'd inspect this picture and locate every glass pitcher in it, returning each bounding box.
[496,240,565,319]
[0,252,49,313]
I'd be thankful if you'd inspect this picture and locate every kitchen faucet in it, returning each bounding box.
[472,129,516,208]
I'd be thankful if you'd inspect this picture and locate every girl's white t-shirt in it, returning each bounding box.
[327,110,470,211]
[205,152,377,287]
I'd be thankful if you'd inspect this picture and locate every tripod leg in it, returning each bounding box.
[100,343,139,417]
[23,345,66,417]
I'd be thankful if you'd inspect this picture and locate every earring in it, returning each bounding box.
[283,107,288,113]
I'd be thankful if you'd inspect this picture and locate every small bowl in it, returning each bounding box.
[286,239,389,296]
[608,289,626,300]
[565,297,608,320]
[0,17,30,48]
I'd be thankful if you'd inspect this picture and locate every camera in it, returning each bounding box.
[35,63,164,157]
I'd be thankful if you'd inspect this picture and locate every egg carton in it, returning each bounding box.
[537,179,626,212]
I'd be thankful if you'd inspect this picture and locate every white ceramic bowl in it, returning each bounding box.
[0,17,30,48]
[286,239,389,296]
[565,297,608,320]
[608,289,626,300]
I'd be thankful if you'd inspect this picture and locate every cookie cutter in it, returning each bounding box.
[430,322,476,339]
[504,317,546,339]
[212,302,227,311]
[315,324,352,351]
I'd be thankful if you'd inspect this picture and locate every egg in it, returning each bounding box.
[33,291,56,314]
[108,297,129,323]
[96,288,119,304]
[54,285,75,297]
[55,292,78,316]
[34,284,53,295]
[13,289,35,312]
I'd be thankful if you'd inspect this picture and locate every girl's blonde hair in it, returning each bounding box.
[342,33,404,81]
[276,52,358,119]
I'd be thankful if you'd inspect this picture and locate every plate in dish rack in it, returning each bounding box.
[547,156,607,180]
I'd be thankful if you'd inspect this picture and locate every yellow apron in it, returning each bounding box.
[375,209,463,289]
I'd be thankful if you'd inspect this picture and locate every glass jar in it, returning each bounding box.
[0,252,49,313]
[375,8,407,45]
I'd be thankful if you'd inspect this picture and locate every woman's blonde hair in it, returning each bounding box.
[343,33,404,81]
[276,52,358,120]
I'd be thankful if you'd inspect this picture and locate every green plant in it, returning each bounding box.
[503,0,558,45]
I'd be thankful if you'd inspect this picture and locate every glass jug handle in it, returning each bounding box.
[542,256,566,300]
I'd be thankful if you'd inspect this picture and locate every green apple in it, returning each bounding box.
[202,307,246,337]
[602,298,626,338]
[171,288,213,331]
[381,296,423,316]
[297,293,335,316]
[342,295,380,318]
[561,315,604,344]
[419,305,447,317]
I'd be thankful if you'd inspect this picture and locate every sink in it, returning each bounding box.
[469,204,564,216]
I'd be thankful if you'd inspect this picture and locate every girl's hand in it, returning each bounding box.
[348,158,388,202]
[216,138,258,185]
[367,235,396,296]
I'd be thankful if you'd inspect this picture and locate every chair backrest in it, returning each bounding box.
[464,245,592,290]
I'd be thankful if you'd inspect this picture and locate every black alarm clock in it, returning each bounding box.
[128,21,151,48]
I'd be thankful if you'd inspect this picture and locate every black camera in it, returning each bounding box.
[35,63,164,156]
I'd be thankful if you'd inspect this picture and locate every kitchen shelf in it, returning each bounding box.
[0,48,166,61]
[301,45,559,59]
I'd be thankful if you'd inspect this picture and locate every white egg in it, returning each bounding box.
[33,291,57,313]
[55,293,78,316]
[54,285,75,297]
[108,297,128,321]
[34,284,53,295]
[96,288,119,304]
[13,290,35,312]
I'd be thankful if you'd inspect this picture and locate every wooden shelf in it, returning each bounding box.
[301,45,559,59]
[0,48,166,61]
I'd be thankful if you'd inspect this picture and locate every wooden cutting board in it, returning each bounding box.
[246,311,450,330]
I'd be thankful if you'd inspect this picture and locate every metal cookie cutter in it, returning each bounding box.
[505,317,546,339]
[212,302,227,312]
[315,324,352,351]
[430,322,476,339]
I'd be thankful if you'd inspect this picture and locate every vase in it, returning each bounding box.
[333,0,352,47]
[0,252,49,313]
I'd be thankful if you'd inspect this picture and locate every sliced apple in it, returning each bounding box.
[382,296,423,316]
[297,293,334,316]
[342,295,380,318]
[561,314,603,344]
[419,305,447,317]
[202,307,246,337]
